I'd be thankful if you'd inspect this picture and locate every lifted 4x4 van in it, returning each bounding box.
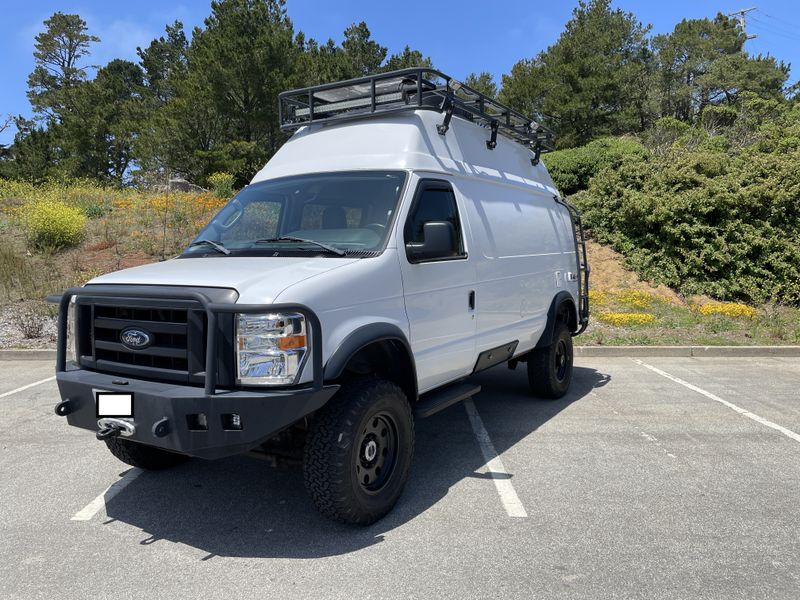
[51,69,589,525]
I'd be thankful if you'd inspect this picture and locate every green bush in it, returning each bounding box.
[207,172,235,199]
[641,117,691,153]
[19,199,87,250]
[78,200,111,218]
[0,177,118,218]
[544,137,647,195]
[572,99,800,305]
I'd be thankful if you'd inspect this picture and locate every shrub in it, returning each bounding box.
[572,98,800,305]
[207,172,235,199]
[642,117,691,153]
[0,177,118,218]
[596,312,656,326]
[19,199,86,250]
[588,289,609,306]
[614,290,654,309]
[697,302,758,319]
[544,137,647,195]
[79,200,111,218]
[16,303,47,338]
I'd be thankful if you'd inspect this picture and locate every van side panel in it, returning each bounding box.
[457,179,578,356]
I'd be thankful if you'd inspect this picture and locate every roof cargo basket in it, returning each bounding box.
[278,68,554,158]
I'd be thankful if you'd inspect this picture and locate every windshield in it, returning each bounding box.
[182,171,406,257]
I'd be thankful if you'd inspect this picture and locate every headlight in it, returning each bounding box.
[236,313,307,385]
[66,295,78,365]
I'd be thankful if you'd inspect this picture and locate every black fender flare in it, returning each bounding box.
[534,291,579,349]
[324,323,418,401]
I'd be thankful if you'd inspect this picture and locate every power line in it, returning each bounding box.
[749,16,800,41]
[754,9,800,32]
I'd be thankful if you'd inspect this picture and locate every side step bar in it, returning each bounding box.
[414,383,482,419]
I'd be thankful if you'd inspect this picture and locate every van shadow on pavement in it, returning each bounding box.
[103,364,610,559]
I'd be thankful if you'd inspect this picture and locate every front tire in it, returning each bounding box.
[303,378,414,525]
[104,437,188,470]
[527,322,573,399]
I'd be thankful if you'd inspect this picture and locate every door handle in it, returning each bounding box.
[468,290,475,310]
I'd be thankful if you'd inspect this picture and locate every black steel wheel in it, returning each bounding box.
[527,321,573,399]
[303,377,414,525]
[356,412,399,493]
[554,338,569,381]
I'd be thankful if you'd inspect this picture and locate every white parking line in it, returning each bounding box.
[464,398,528,518]
[71,468,143,521]
[0,376,56,399]
[632,359,800,444]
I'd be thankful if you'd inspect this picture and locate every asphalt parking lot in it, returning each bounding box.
[1,356,799,600]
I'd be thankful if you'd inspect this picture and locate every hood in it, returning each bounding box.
[88,256,359,304]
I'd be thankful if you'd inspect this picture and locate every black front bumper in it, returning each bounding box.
[56,369,338,460]
[51,287,335,460]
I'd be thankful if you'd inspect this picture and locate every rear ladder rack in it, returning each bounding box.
[555,196,590,336]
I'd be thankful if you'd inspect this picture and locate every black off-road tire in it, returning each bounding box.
[303,377,414,525]
[527,321,573,399]
[104,437,188,470]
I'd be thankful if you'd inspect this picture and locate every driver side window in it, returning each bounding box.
[404,181,465,258]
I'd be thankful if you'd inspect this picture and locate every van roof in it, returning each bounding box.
[253,71,558,195]
[253,109,558,196]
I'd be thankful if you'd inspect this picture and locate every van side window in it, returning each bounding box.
[404,182,465,260]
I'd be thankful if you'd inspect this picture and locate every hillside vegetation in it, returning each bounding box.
[547,96,800,306]
[1,177,798,349]
[0,178,226,304]
[1,0,798,347]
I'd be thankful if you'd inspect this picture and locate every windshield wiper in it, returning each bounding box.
[252,236,346,256]
[187,239,230,255]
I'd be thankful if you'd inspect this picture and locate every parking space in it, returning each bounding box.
[0,360,55,397]
[1,357,799,599]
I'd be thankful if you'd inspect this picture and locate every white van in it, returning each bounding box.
[52,69,589,525]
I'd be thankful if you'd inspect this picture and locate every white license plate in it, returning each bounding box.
[95,391,134,418]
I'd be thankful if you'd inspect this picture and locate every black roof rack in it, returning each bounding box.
[278,68,554,162]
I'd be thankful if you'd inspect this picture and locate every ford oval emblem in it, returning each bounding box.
[120,327,153,350]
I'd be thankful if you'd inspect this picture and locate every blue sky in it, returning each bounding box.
[2,0,798,145]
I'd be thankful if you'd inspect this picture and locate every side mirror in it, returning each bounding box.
[406,221,457,262]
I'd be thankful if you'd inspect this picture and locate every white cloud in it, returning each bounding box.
[20,10,180,72]
[87,17,157,66]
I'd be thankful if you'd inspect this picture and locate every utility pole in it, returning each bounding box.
[728,7,758,47]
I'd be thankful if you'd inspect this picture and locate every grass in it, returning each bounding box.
[1,179,799,347]
[0,237,76,303]
[0,178,226,303]
[580,289,800,346]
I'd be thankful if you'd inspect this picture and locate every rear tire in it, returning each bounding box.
[527,321,573,399]
[104,437,188,470]
[303,377,414,525]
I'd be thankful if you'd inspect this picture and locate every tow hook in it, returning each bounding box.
[96,418,136,440]
[54,399,75,416]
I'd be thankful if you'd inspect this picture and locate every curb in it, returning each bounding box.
[0,349,58,361]
[2,346,800,361]
[575,345,800,357]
